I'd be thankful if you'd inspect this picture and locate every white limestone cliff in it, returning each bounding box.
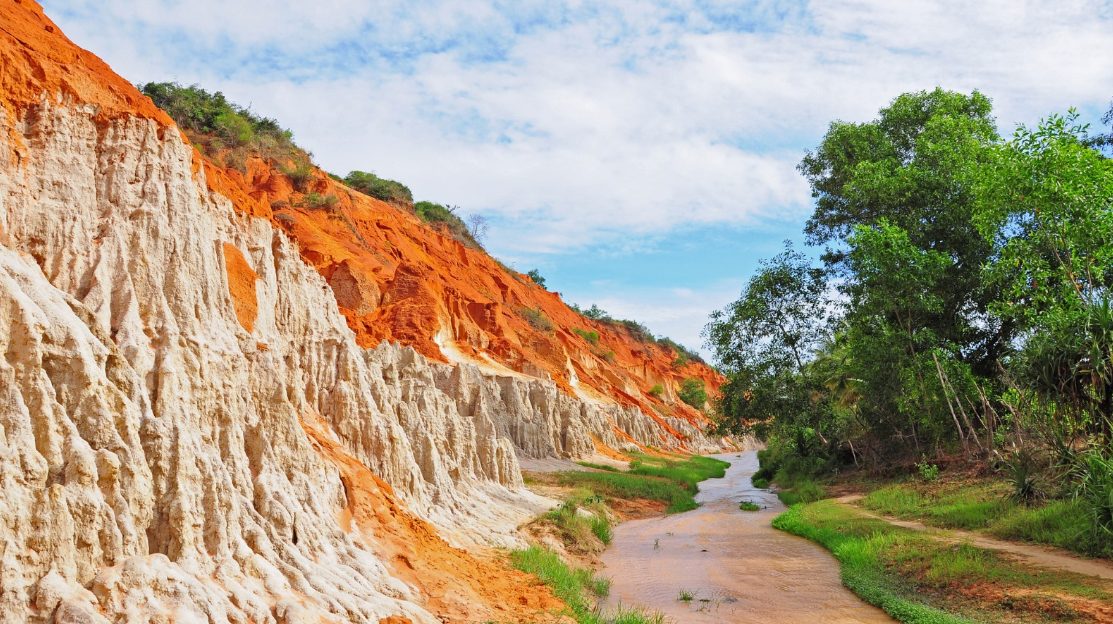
[0,99,722,623]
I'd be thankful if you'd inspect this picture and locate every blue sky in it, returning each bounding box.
[42,0,1113,355]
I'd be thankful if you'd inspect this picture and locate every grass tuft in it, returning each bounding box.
[511,546,665,624]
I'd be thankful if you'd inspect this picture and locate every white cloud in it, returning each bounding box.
[38,0,1113,344]
[43,1,1113,254]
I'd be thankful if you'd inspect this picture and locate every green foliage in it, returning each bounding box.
[1000,448,1043,504]
[556,470,697,513]
[570,304,700,367]
[677,378,707,409]
[916,459,941,482]
[572,304,651,343]
[520,307,554,332]
[580,304,609,321]
[777,480,826,506]
[863,482,1011,530]
[342,170,413,206]
[648,384,664,398]
[589,514,613,545]
[705,244,834,441]
[676,589,695,602]
[542,496,612,550]
[1077,450,1113,539]
[139,82,302,170]
[751,477,770,489]
[413,201,482,248]
[738,500,761,511]
[511,547,650,624]
[576,461,620,472]
[300,192,338,210]
[991,499,1111,558]
[706,88,1113,520]
[281,160,315,190]
[657,337,705,365]
[527,269,547,288]
[573,328,600,344]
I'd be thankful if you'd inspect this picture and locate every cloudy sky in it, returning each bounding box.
[42,0,1113,355]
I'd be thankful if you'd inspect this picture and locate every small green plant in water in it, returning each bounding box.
[677,589,695,602]
[739,500,760,511]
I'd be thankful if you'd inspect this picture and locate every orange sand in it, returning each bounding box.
[222,243,259,332]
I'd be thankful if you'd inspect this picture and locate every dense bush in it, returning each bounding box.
[657,337,705,366]
[677,378,707,409]
[140,82,302,170]
[1078,451,1113,539]
[527,269,547,288]
[573,328,600,344]
[342,170,413,206]
[300,193,338,210]
[281,160,315,191]
[413,201,482,248]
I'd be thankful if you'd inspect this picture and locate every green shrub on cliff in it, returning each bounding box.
[139,82,303,170]
[342,170,413,206]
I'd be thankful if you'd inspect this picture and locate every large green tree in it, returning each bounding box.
[974,112,1113,443]
[705,244,834,449]
[800,89,1008,376]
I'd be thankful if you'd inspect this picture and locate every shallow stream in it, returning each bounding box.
[600,452,895,623]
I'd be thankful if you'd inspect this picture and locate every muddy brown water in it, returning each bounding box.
[600,452,895,623]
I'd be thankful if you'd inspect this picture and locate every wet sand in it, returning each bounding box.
[600,452,894,623]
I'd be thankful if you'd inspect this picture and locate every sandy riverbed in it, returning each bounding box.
[600,451,895,623]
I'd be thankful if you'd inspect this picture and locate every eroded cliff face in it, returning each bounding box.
[0,1,728,621]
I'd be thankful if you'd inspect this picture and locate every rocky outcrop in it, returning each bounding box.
[0,2,726,621]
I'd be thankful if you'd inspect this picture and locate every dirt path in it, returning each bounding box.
[836,495,1113,582]
[599,452,894,623]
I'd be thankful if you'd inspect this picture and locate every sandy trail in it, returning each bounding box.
[836,495,1113,581]
[600,452,894,623]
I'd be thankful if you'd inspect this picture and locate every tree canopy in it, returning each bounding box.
[707,89,1113,494]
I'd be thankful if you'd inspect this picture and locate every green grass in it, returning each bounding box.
[863,482,1011,530]
[626,453,729,490]
[590,514,613,545]
[739,501,761,511]
[863,481,1113,558]
[576,461,621,472]
[555,453,729,513]
[777,479,826,506]
[751,476,770,489]
[773,500,1112,624]
[510,546,664,624]
[541,493,613,550]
